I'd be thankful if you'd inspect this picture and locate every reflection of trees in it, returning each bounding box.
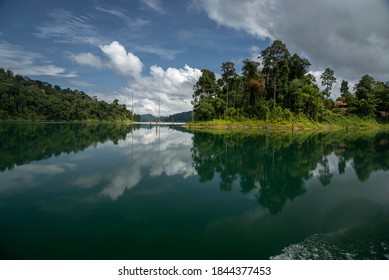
[0,122,136,171]
[330,131,389,181]
[191,131,324,213]
[318,155,333,186]
[191,130,389,214]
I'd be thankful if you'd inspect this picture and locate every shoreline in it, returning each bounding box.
[184,118,389,131]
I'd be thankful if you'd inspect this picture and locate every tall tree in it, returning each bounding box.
[354,74,375,100]
[320,68,337,99]
[340,80,349,97]
[350,74,377,116]
[340,80,353,102]
[192,69,219,105]
[241,59,265,115]
[288,53,311,81]
[220,62,236,112]
[192,69,221,120]
[376,81,389,120]
[261,40,290,108]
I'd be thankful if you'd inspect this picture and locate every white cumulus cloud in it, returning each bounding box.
[123,64,201,115]
[92,41,201,115]
[100,41,144,78]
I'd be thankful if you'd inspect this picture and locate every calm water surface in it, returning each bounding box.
[0,123,388,259]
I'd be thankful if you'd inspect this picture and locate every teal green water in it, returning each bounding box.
[0,123,388,259]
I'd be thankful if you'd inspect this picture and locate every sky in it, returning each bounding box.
[1,0,388,116]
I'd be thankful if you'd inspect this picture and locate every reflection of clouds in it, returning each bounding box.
[205,208,269,240]
[72,173,104,189]
[0,163,76,193]
[149,153,196,179]
[311,152,349,177]
[72,127,197,200]
[19,163,76,175]
[1,127,196,200]
[100,164,142,200]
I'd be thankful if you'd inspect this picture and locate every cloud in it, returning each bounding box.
[96,41,201,115]
[249,45,262,62]
[140,0,165,13]
[69,80,94,88]
[120,64,201,115]
[0,42,77,77]
[96,6,150,28]
[69,52,104,68]
[194,0,274,39]
[195,0,389,81]
[100,41,144,78]
[35,9,102,45]
[134,45,178,60]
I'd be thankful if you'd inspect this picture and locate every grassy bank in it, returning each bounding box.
[185,113,389,131]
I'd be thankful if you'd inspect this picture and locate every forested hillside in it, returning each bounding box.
[192,40,389,122]
[162,111,192,122]
[0,68,134,121]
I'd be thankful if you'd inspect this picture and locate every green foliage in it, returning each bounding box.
[289,53,311,81]
[348,74,378,117]
[192,69,219,105]
[193,99,215,121]
[261,40,290,108]
[191,39,389,126]
[348,99,376,117]
[375,82,389,120]
[355,74,376,100]
[320,68,337,99]
[340,80,351,100]
[0,68,133,121]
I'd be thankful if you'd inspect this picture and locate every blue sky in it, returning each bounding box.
[1,0,388,115]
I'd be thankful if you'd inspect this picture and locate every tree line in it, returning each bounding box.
[192,40,389,121]
[0,68,137,121]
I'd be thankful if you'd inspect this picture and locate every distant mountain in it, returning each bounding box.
[140,111,192,123]
[162,111,192,122]
[139,114,157,122]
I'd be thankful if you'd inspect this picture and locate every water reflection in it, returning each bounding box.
[71,125,196,200]
[0,122,135,172]
[1,123,389,259]
[191,130,389,214]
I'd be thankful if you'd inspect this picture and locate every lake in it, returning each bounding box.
[0,122,388,260]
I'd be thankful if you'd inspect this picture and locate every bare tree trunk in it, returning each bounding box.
[226,84,229,113]
[273,81,277,109]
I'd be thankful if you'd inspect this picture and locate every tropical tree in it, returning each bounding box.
[320,68,337,100]
[376,81,389,120]
[192,69,219,104]
[241,59,266,117]
[350,74,377,116]
[220,62,236,112]
[354,74,375,100]
[340,80,353,102]
[261,40,290,108]
[288,53,311,81]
